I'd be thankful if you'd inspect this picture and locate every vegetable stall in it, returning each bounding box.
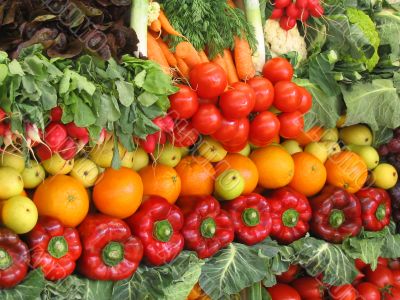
[0,0,400,299]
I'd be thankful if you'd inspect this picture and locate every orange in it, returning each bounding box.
[249,145,294,189]
[325,151,368,193]
[294,126,323,146]
[215,153,259,194]
[93,167,143,218]
[33,175,89,227]
[175,156,215,196]
[289,152,327,196]
[139,164,181,204]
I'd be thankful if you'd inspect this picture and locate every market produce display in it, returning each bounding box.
[0,0,400,299]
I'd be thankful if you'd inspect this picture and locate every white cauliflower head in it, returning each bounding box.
[264,19,307,62]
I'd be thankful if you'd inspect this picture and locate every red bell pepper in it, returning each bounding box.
[0,228,30,289]
[269,187,312,244]
[27,217,82,281]
[311,186,362,243]
[78,214,143,281]
[223,193,271,245]
[177,195,234,258]
[356,188,391,231]
[126,196,184,265]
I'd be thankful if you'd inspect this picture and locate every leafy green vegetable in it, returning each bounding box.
[112,251,203,300]
[375,8,400,63]
[341,79,400,131]
[0,269,45,300]
[160,0,257,58]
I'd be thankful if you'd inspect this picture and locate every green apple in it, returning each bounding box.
[70,158,99,188]
[1,196,38,234]
[179,147,190,157]
[131,147,149,171]
[235,143,251,156]
[321,141,341,156]
[42,154,74,175]
[321,128,339,142]
[372,163,398,189]
[304,142,329,163]
[121,151,135,168]
[89,138,124,168]
[281,140,303,155]
[198,137,227,162]
[0,151,25,172]
[21,161,45,189]
[214,169,245,201]
[0,167,24,199]
[153,143,182,167]
[347,145,379,170]
[339,125,373,146]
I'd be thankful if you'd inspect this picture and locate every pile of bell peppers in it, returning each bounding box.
[0,187,393,288]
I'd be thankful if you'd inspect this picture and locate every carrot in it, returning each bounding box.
[175,41,201,69]
[158,10,183,37]
[156,38,177,67]
[150,19,161,33]
[176,57,190,79]
[234,37,256,80]
[198,50,209,63]
[223,49,239,84]
[147,33,169,74]
[212,54,228,77]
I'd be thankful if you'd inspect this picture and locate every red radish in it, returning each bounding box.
[140,134,157,153]
[153,116,174,133]
[25,123,43,147]
[66,122,89,140]
[309,4,324,17]
[295,0,309,8]
[280,16,297,30]
[274,0,291,8]
[0,123,7,136]
[50,106,63,122]
[44,122,68,151]
[96,128,106,145]
[154,131,167,145]
[0,108,6,121]
[58,138,77,160]
[299,9,310,21]
[307,0,319,10]
[270,8,284,19]
[36,144,53,161]
[286,3,301,18]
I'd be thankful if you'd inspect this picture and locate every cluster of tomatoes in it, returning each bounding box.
[168,57,312,152]
[270,0,324,30]
[267,257,400,299]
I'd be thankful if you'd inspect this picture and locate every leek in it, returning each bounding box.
[131,0,149,58]
[244,0,266,72]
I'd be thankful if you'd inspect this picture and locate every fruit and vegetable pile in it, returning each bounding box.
[0,0,400,299]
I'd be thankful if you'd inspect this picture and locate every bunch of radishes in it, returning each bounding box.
[137,115,175,153]
[270,0,324,30]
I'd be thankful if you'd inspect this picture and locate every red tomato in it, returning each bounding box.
[189,62,227,98]
[219,89,255,119]
[221,118,249,151]
[356,282,380,300]
[211,118,239,143]
[276,265,301,283]
[291,277,324,299]
[389,259,400,270]
[221,141,248,153]
[273,81,301,113]
[278,111,304,139]
[365,265,394,289]
[355,258,368,271]
[191,104,222,135]
[231,82,256,105]
[199,97,218,105]
[378,257,389,267]
[329,284,357,300]
[267,283,301,300]
[352,271,365,286]
[262,57,294,84]
[382,287,400,300]
[297,86,313,113]
[392,269,400,288]
[168,84,199,119]
[247,77,274,112]
[249,111,280,146]
[169,121,199,147]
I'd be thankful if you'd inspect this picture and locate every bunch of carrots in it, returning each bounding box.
[147,6,255,84]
